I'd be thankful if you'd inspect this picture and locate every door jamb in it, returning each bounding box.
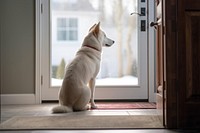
[35,0,42,104]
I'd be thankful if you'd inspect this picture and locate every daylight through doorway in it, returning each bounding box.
[50,0,139,86]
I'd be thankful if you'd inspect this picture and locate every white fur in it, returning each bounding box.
[52,105,73,113]
[52,22,114,113]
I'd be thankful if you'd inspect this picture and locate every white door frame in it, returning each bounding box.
[35,0,42,104]
[148,0,156,102]
[35,0,156,103]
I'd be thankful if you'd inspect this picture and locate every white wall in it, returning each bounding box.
[0,0,35,94]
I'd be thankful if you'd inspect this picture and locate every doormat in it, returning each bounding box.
[0,115,163,130]
[92,102,156,110]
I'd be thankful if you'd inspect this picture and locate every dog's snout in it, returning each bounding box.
[113,41,115,43]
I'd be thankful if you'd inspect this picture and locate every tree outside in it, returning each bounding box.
[56,58,66,79]
[111,0,138,77]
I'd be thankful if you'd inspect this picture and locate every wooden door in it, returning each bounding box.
[177,0,200,128]
[161,0,200,128]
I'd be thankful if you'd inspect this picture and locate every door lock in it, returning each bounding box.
[141,20,146,31]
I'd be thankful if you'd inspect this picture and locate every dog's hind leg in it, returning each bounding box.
[73,86,91,111]
[89,79,97,109]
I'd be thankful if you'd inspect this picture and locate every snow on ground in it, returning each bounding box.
[51,76,138,86]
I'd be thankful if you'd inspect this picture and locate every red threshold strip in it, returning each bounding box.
[91,102,156,110]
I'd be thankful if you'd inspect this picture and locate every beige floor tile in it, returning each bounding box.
[1,104,158,122]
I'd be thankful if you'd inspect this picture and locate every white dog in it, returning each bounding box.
[52,22,114,113]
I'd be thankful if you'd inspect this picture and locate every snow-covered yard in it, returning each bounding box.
[51,76,138,86]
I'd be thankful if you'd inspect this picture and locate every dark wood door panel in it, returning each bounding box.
[177,0,200,127]
[185,0,200,11]
[165,0,178,128]
[165,0,200,128]
[185,12,200,101]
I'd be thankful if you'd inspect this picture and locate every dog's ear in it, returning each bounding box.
[93,22,100,37]
[89,24,96,32]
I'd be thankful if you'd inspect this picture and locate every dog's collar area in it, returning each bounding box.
[84,45,100,52]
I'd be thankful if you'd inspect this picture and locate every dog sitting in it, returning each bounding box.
[52,22,114,113]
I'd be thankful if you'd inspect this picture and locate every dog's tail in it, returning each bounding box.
[52,105,73,113]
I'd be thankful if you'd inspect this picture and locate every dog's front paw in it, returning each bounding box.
[91,104,97,109]
[86,104,91,110]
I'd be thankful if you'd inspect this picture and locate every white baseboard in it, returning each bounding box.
[1,94,36,104]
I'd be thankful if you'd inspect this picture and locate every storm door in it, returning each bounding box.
[39,0,154,101]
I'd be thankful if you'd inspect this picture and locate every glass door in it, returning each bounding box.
[41,0,149,101]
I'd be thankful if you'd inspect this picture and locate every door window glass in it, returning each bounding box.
[51,0,139,86]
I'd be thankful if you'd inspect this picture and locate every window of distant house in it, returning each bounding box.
[57,18,78,41]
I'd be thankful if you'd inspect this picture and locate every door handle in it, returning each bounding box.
[131,8,146,16]
[150,22,158,30]
[130,12,143,16]
[150,22,158,27]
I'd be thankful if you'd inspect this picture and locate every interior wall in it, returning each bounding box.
[0,0,35,94]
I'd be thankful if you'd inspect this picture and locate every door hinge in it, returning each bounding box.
[41,75,43,85]
[41,3,43,14]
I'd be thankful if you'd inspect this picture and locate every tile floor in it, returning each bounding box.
[1,130,200,133]
[1,103,159,122]
[0,103,199,133]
